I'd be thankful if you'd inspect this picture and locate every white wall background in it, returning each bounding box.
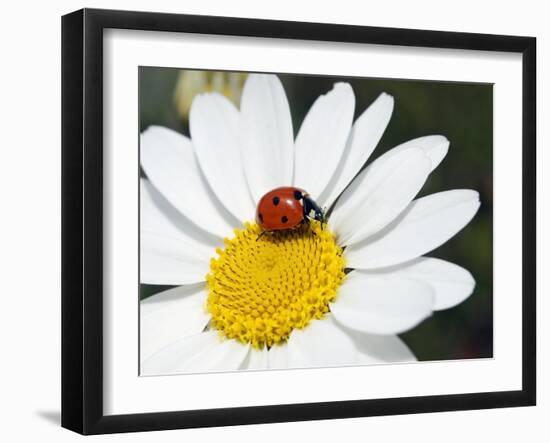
[0,0,546,441]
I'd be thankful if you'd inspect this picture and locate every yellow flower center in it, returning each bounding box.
[206,221,346,349]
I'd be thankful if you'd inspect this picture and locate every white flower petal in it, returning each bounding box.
[141,178,219,255]
[140,126,236,238]
[140,285,209,361]
[141,331,249,375]
[267,342,290,370]
[330,147,431,246]
[283,315,359,368]
[348,330,417,364]
[359,257,475,311]
[240,74,294,202]
[345,190,481,269]
[141,331,213,375]
[180,336,250,374]
[294,83,355,198]
[190,93,256,222]
[319,93,394,208]
[330,273,435,335]
[385,135,450,172]
[241,346,269,370]
[140,231,209,285]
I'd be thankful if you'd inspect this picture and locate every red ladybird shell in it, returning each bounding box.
[256,187,306,231]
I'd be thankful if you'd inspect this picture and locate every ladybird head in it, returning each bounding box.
[302,194,325,225]
[312,207,325,224]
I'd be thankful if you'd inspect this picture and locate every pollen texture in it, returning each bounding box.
[206,221,346,348]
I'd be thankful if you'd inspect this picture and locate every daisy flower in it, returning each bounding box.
[140,74,480,375]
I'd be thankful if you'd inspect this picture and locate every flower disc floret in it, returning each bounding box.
[206,221,345,348]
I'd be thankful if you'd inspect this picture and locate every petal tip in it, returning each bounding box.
[332,81,353,92]
[379,91,395,103]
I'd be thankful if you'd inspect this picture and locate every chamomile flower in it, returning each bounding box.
[140,74,479,375]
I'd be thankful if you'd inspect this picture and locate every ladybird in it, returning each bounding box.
[256,187,325,235]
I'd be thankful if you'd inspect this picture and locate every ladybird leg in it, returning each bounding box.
[256,230,268,241]
[302,218,317,237]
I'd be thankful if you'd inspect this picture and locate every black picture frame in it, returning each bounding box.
[61,8,536,435]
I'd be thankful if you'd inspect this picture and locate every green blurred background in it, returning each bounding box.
[140,67,493,362]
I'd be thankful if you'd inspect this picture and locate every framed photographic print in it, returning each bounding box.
[61,8,536,435]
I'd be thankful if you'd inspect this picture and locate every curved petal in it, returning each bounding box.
[282,315,359,368]
[140,126,236,238]
[241,346,269,370]
[358,257,475,311]
[319,92,394,208]
[348,330,417,364]
[140,231,209,285]
[383,135,450,172]
[294,83,355,198]
[240,74,294,202]
[141,181,213,285]
[141,331,249,375]
[141,179,220,254]
[190,93,255,222]
[330,273,435,335]
[267,342,290,370]
[140,285,209,361]
[345,190,481,269]
[330,147,431,246]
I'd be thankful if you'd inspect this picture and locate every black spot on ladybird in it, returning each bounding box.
[272,196,280,206]
[294,190,302,200]
[258,213,263,223]
[281,215,288,223]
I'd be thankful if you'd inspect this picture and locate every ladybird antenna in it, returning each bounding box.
[256,230,268,242]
